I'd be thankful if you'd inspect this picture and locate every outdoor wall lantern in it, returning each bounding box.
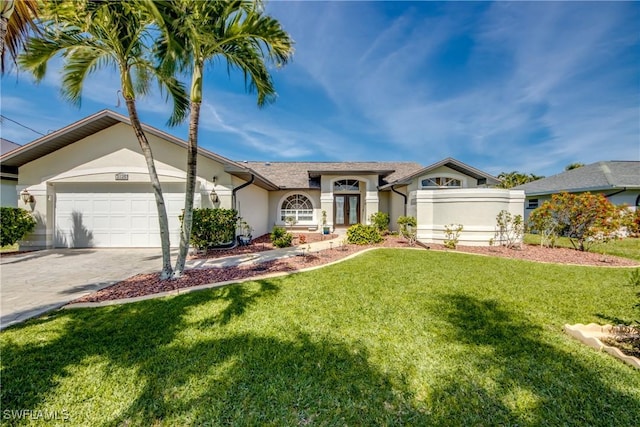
[20,189,34,204]
[209,189,219,204]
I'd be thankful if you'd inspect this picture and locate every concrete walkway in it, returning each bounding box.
[0,235,345,330]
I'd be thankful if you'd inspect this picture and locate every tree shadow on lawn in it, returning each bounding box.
[432,293,640,426]
[0,278,429,425]
[3,280,640,426]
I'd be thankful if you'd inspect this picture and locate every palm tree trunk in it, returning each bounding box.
[173,100,200,276]
[124,98,174,279]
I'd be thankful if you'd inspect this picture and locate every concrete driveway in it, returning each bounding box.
[0,248,175,330]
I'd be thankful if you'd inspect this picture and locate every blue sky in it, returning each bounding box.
[1,1,638,177]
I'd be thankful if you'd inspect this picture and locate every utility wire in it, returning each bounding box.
[0,114,45,136]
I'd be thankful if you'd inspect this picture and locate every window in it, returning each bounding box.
[280,194,314,223]
[420,177,462,188]
[527,199,539,209]
[334,179,359,192]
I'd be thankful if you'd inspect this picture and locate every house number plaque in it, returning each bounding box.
[115,173,129,181]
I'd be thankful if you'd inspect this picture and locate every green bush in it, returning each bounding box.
[271,226,293,248]
[369,212,390,233]
[1,207,36,247]
[346,224,383,245]
[182,208,238,250]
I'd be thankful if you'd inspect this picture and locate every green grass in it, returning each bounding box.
[524,234,640,261]
[0,243,19,253]
[2,249,639,426]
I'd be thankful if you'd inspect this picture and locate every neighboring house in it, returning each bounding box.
[515,161,640,221]
[1,138,21,207]
[0,110,524,248]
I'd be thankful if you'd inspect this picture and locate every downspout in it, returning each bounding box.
[232,174,255,211]
[391,185,407,216]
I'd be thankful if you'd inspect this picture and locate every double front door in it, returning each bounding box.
[334,195,360,227]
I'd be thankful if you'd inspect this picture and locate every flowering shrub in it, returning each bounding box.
[528,192,627,252]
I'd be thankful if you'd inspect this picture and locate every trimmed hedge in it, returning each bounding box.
[183,208,238,250]
[1,207,36,247]
[346,224,383,245]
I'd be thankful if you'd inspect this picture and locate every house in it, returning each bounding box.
[0,110,524,248]
[1,138,21,207]
[515,161,640,220]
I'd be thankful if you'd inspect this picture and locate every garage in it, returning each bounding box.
[54,183,186,248]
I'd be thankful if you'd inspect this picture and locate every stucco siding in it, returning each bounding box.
[415,189,525,246]
[234,183,270,238]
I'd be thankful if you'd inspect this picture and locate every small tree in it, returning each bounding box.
[528,192,627,252]
[1,207,36,247]
[494,210,524,249]
[443,223,463,249]
[397,216,417,246]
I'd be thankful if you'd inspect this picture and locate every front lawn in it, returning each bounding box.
[2,249,639,426]
[524,233,640,261]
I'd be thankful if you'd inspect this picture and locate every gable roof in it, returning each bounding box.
[245,161,424,189]
[380,157,501,189]
[0,110,278,190]
[514,161,640,196]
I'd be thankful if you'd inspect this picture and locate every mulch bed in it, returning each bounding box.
[72,236,639,304]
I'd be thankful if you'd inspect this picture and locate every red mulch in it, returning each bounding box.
[72,235,639,304]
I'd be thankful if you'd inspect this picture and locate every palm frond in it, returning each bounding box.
[1,0,39,73]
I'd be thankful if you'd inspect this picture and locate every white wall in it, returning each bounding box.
[415,189,525,246]
[234,181,270,238]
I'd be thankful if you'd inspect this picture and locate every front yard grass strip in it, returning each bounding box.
[2,249,639,426]
[524,234,640,261]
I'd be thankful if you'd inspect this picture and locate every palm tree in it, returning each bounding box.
[497,171,544,189]
[19,0,189,279]
[148,0,294,276]
[1,0,39,73]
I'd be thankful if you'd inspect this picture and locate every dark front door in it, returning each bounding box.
[334,195,360,227]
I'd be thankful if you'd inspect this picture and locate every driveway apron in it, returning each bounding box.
[0,248,169,330]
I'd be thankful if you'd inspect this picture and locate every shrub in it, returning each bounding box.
[182,208,238,250]
[271,226,293,248]
[443,223,463,249]
[346,224,383,245]
[369,212,390,233]
[0,207,36,247]
[528,192,627,252]
[397,216,417,246]
[494,210,524,249]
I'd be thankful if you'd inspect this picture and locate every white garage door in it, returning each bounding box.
[55,184,186,248]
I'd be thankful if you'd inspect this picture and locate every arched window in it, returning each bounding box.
[280,194,314,223]
[334,179,359,191]
[420,177,462,188]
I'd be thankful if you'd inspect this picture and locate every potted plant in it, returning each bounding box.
[238,219,253,246]
[321,210,330,235]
